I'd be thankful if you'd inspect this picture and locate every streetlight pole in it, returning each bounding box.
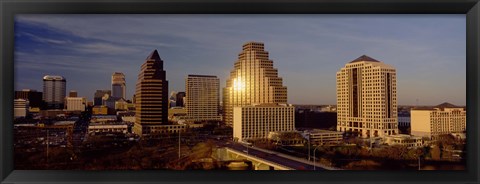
[46,129,49,166]
[313,144,322,170]
[178,130,181,159]
[308,138,311,161]
[418,156,421,170]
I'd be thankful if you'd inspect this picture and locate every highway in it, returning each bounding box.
[224,142,331,170]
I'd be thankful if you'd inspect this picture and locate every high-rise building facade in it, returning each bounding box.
[65,97,86,111]
[176,92,185,107]
[185,75,221,122]
[43,75,66,109]
[411,103,466,138]
[15,89,43,109]
[94,90,111,106]
[223,42,288,126]
[134,50,169,136]
[112,72,126,100]
[233,104,295,142]
[336,55,398,138]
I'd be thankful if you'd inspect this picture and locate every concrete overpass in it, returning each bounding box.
[214,143,339,170]
[224,148,293,170]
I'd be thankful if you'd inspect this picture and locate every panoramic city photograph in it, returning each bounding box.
[13,15,466,170]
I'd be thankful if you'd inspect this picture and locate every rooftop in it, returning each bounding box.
[412,102,464,110]
[43,75,66,81]
[146,49,162,61]
[187,74,218,78]
[349,55,380,63]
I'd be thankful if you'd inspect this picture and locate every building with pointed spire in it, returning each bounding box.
[336,55,398,138]
[134,50,170,136]
[223,42,288,126]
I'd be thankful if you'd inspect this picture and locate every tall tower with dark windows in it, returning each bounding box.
[336,55,398,138]
[43,75,66,109]
[134,50,169,136]
[186,75,220,122]
[223,42,287,126]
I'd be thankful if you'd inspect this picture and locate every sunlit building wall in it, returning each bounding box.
[223,42,288,126]
[336,55,398,138]
[65,97,86,111]
[411,103,466,138]
[233,104,295,142]
[14,99,29,118]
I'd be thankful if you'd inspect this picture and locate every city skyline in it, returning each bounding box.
[14,15,466,105]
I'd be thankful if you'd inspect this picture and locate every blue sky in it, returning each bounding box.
[14,15,466,106]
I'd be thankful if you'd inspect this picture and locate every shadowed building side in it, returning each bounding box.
[134,50,169,137]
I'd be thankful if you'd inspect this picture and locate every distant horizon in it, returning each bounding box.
[14,15,466,106]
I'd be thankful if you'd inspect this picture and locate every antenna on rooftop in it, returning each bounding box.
[416,99,419,107]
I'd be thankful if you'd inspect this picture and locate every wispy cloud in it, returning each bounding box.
[21,32,71,45]
[14,15,466,105]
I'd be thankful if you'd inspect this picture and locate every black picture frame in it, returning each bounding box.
[1,0,479,183]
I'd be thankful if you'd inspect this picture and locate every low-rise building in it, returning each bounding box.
[303,129,343,145]
[14,99,29,118]
[411,103,466,139]
[65,97,86,111]
[92,106,109,115]
[135,124,187,136]
[91,115,117,123]
[117,111,135,123]
[115,98,129,111]
[384,134,423,148]
[233,103,295,142]
[268,131,305,146]
[88,123,128,134]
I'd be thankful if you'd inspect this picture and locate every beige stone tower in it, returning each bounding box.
[336,55,398,138]
[223,42,287,126]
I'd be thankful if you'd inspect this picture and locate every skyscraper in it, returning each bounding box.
[186,75,221,122]
[176,92,185,107]
[112,72,126,100]
[223,42,287,126]
[43,75,66,109]
[336,55,398,138]
[94,90,111,106]
[134,50,169,136]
